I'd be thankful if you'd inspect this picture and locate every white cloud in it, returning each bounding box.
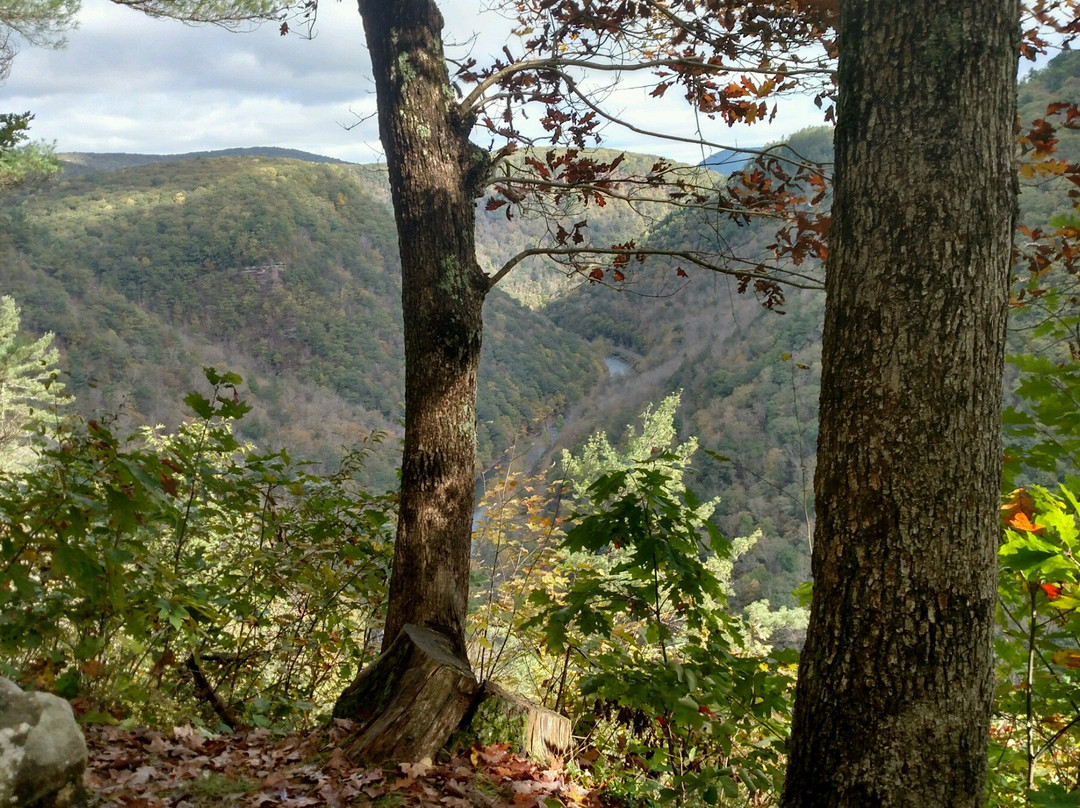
[2,0,822,163]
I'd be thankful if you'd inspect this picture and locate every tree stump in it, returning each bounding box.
[333,624,479,765]
[332,624,573,767]
[460,682,572,765]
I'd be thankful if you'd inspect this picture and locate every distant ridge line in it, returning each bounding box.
[58,147,353,177]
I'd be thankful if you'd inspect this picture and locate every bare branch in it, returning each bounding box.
[487,246,823,291]
[545,68,832,175]
[461,54,831,118]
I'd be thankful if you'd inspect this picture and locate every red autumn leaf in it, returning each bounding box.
[613,269,626,282]
[1001,489,1037,524]
[676,268,688,277]
[159,472,179,497]
[588,267,604,281]
[1040,583,1063,600]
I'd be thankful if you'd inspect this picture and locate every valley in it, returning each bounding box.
[3,50,1080,610]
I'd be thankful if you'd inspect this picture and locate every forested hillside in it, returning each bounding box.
[0,156,606,482]
[542,127,833,606]
[540,50,1080,605]
[7,3,1080,804]
[473,149,718,307]
[2,49,1078,606]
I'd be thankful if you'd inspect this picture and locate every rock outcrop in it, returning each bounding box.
[0,677,87,807]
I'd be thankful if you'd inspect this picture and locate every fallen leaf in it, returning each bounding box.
[326,747,351,771]
[400,758,433,779]
[441,798,474,808]
[129,765,158,785]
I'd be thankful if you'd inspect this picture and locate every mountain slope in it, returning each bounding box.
[542,43,1080,606]
[58,147,350,177]
[540,126,833,606]
[6,46,1079,604]
[0,155,605,482]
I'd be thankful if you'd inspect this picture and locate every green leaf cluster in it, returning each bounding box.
[991,485,1080,805]
[0,367,394,730]
[529,459,793,806]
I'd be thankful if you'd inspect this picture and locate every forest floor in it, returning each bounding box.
[84,722,605,808]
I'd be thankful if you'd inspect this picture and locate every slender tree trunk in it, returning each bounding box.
[782,1,1018,806]
[357,0,490,660]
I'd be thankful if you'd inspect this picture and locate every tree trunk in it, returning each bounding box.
[355,0,490,661]
[782,1,1018,806]
[334,625,479,765]
[335,0,490,762]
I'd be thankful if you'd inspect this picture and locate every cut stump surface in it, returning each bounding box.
[333,624,572,767]
[463,683,572,765]
[333,624,479,766]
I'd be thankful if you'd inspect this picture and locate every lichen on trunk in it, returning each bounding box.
[355,0,489,661]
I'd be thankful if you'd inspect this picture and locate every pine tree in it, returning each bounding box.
[0,295,66,470]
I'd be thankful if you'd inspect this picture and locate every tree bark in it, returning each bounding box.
[454,682,573,766]
[355,0,490,661]
[781,1,1018,806]
[334,625,479,765]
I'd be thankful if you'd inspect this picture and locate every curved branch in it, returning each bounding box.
[473,64,832,179]
[487,246,824,290]
[547,68,834,175]
[460,54,832,117]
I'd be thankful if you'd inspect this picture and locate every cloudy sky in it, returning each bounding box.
[4,0,828,164]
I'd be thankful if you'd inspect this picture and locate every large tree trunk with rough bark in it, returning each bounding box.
[781,1,1018,806]
[332,0,490,758]
[356,0,490,661]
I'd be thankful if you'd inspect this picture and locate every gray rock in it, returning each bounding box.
[0,677,86,807]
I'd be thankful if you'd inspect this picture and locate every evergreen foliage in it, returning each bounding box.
[0,112,59,191]
[0,294,65,469]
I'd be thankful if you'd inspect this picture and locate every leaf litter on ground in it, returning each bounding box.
[85,720,601,807]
